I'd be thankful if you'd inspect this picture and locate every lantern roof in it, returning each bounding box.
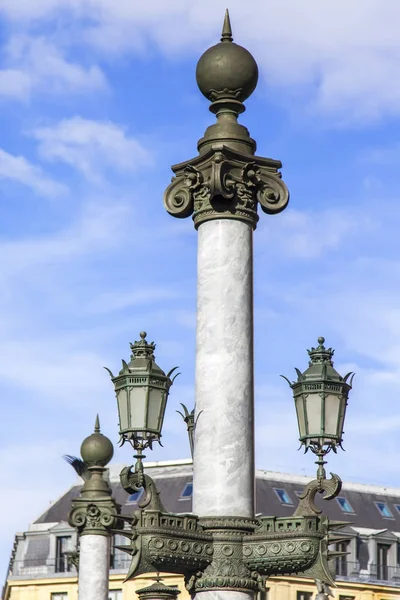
[296,337,346,385]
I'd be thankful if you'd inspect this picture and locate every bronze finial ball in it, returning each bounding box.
[196,9,259,105]
[80,415,114,467]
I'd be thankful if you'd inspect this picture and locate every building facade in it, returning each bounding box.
[5,460,400,600]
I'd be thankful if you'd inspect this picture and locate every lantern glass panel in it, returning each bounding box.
[324,393,341,437]
[337,396,347,439]
[304,392,322,435]
[295,395,306,438]
[130,385,148,430]
[117,388,129,432]
[147,387,164,432]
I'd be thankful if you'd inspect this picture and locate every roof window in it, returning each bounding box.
[336,497,354,513]
[375,501,393,518]
[180,482,193,499]
[274,488,293,505]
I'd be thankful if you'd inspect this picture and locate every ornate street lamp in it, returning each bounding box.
[282,336,354,481]
[105,11,352,599]
[106,331,179,453]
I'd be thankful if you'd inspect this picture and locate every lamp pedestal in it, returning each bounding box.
[68,418,121,600]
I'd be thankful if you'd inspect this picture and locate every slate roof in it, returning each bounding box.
[33,460,400,532]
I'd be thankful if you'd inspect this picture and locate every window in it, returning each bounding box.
[296,592,312,600]
[375,502,393,518]
[51,594,67,600]
[55,536,72,573]
[336,497,355,513]
[274,488,293,505]
[394,504,400,514]
[127,489,143,503]
[110,535,128,570]
[377,544,390,580]
[339,596,354,600]
[109,591,122,600]
[335,542,348,576]
[180,482,193,499]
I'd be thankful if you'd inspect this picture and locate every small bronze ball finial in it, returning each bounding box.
[196,9,259,111]
[80,415,114,467]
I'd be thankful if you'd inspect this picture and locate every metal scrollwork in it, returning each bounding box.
[164,147,289,229]
[294,473,342,517]
[69,500,121,536]
[257,174,290,215]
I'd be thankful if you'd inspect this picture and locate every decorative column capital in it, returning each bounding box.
[164,145,289,230]
[69,493,121,536]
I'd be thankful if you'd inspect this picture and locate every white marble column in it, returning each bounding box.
[78,535,110,600]
[193,218,255,600]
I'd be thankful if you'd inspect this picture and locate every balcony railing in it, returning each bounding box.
[10,558,77,578]
[336,561,400,586]
[10,555,132,579]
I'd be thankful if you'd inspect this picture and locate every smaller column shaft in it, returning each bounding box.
[78,535,110,600]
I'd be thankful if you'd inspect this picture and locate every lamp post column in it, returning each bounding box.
[164,10,289,600]
[194,218,254,518]
[68,417,121,600]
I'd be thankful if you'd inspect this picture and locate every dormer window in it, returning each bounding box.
[336,497,354,513]
[180,482,193,499]
[375,501,393,518]
[274,488,293,505]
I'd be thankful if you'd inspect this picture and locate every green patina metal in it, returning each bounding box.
[113,462,347,594]
[176,404,197,458]
[136,578,181,600]
[282,337,355,480]
[163,10,289,229]
[106,332,179,452]
[68,417,122,537]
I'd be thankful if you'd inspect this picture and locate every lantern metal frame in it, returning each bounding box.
[282,336,354,481]
[105,331,179,453]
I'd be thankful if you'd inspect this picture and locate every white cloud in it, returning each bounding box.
[0,148,67,196]
[2,0,400,122]
[31,117,153,182]
[0,200,129,273]
[0,35,106,100]
[258,207,374,259]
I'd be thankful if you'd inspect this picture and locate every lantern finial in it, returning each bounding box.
[307,336,334,366]
[130,331,156,360]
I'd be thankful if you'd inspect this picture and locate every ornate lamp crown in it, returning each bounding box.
[130,331,156,361]
[307,337,334,367]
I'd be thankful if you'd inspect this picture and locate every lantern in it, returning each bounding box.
[283,337,354,454]
[106,332,179,450]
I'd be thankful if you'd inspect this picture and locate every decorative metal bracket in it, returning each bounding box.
[115,460,346,593]
[294,473,342,517]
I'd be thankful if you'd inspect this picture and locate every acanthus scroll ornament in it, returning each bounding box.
[69,500,120,536]
[163,150,290,229]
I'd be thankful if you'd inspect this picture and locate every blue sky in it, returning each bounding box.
[2,0,400,581]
